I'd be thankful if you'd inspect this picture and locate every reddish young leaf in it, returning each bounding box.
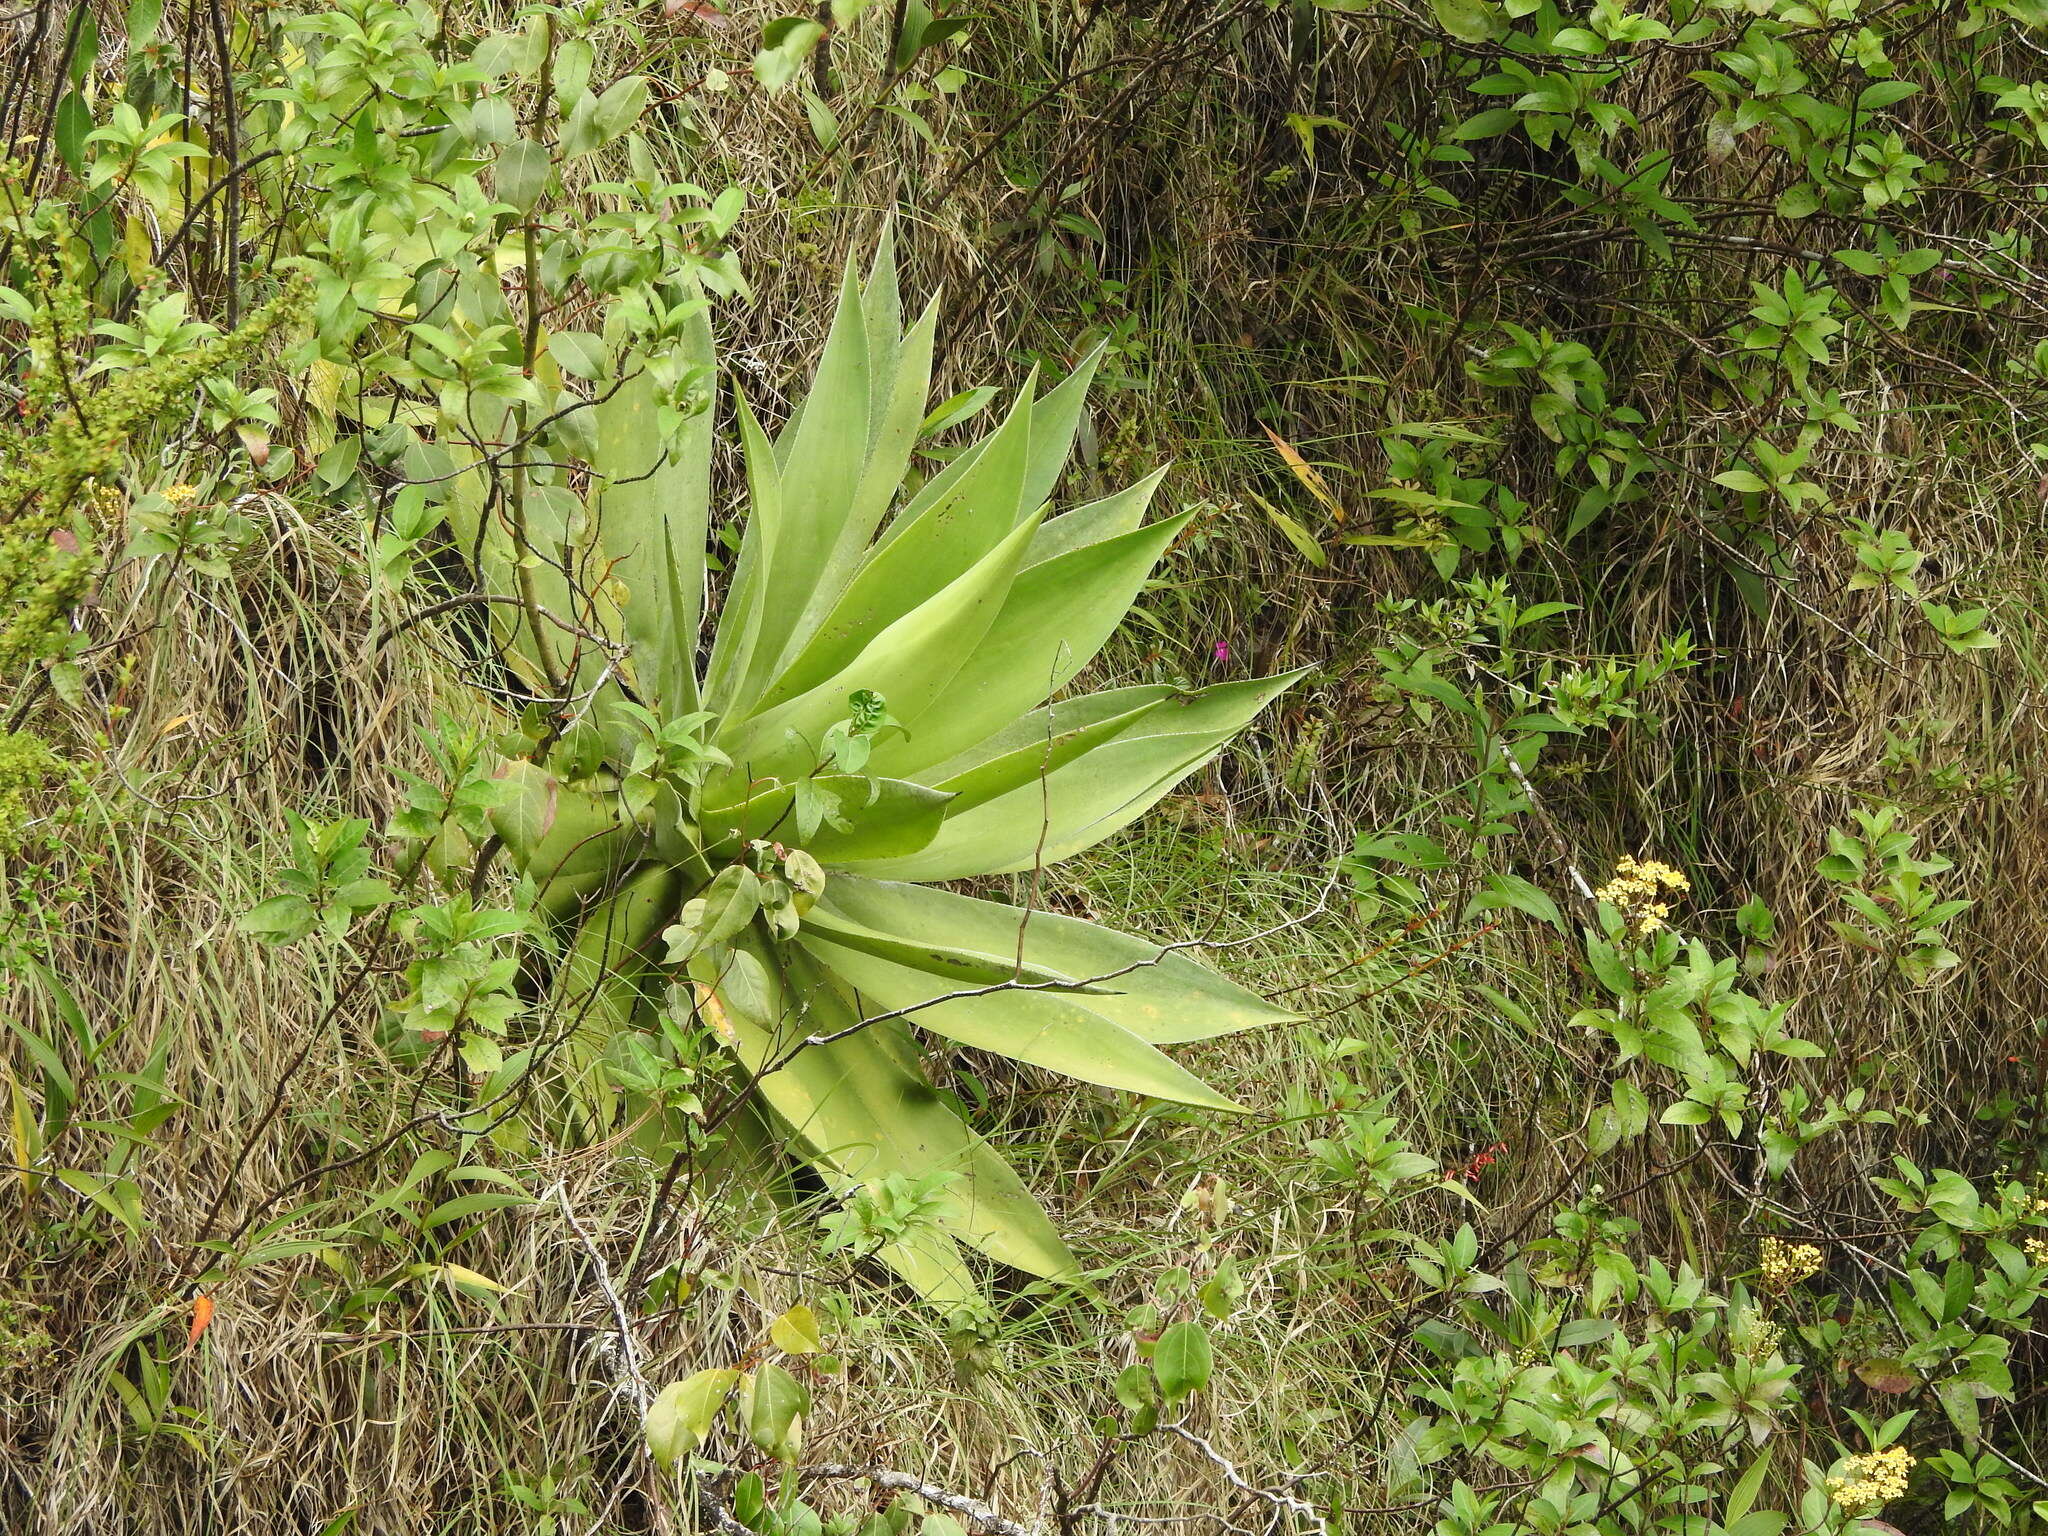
[186,1293,216,1351]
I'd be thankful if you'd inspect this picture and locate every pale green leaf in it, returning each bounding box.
[816,876,1295,1044]
[756,383,1035,713]
[800,934,1244,1110]
[646,1369,740,1469]
[769,1304,824,1355]
[871,509,1197,776]
[701,392,784,715]
[751,259,871,681]
[703,939,1076,1284]
[1019,342,1105,515]
[593,328,713,712]
[1025,467,1168,567]
[716,511,1046,784]
[797,905,1099,991]
[858,670,1308,880]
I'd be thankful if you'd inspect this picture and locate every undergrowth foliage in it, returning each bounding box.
[8,0,2048,1532]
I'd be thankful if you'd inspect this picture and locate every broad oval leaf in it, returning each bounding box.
[645,1368,741,1470]
[1152,1321,1213,1403]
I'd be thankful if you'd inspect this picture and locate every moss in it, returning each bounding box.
[0,263,309,676]
[0,730,54,854]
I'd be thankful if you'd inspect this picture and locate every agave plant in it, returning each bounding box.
[448,237,1303,1301]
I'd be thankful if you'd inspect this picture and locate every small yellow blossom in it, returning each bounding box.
[1760,1237,1823,1292]
[162,484,199,505]
[1740,1310,1783,1361]
[1827,1446,1914,1515]
[1594,854,1690,936]
[2025,1235,2048,1267]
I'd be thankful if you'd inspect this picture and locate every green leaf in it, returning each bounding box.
[1858,80,1920,110]
[1250,494,1329,567]
[754,18,826,93]
[548,867,684,1064]
[54,91,90,175]
[921,386,999,437]
[758,381,1035,715]
[1726,1446,1772,1523]
[594,332,714,713]
[839,270,939,580]
[547,330,608,381]
[797,906,1099,992]
[1019,343,1105,514]
[1152,1321,1213,1403]
[701,775,952,865]
[1465,873,1564,932]
[1115,1361,1159,1411]
[873,509,1198,776]
[706,938,1076,1288]
[125,0,163,48]
[717,510,1046,785]
[488,762,641,915]
[1774,182,1820,220]
[667,866,763,962]
[1431,0,1503,41]
[495,137,550,213]
[237,895,317,943]
[744,1361,809,1462]
[421,1190,533,1229]
[858,670,1308,880]
[875,371,1035,552]
[1026,467,1167,567]
[1451,108,1521,140]
[591,74,650,140]
[56,1169,147,1238]
[645,1371,739,1470]
[815,876,1296,1044]
[929,696,1167,815]
[769,1304,824,1355]
[702,393,785,715]
[1660,1099,1714,1126]
[746,259,874,687]
[1713,469,1769,493]
[797,932,1244,1110]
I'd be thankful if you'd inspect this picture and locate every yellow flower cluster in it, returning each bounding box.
[2018,1192,2048,1265]
[1760,1237,1823,1292]
[1594,854,1690,935]
[1741,1311,1783,1361]
[1827,1447,1914,1515]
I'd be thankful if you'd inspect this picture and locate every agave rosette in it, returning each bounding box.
[448,237,1303,1299]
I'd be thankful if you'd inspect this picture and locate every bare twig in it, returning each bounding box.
[1161,1424,1327,1536]
[804,1464,1039,1536]
[553,1180,652,1420]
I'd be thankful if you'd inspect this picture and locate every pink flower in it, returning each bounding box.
[1213,640,1230,664]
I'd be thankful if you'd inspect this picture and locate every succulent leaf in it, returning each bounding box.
[486,241,1304,1299]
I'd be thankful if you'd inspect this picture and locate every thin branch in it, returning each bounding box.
[1161,1424,1327,1536]
[803,1464,1038,1536]
[553,1180,652,1420]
